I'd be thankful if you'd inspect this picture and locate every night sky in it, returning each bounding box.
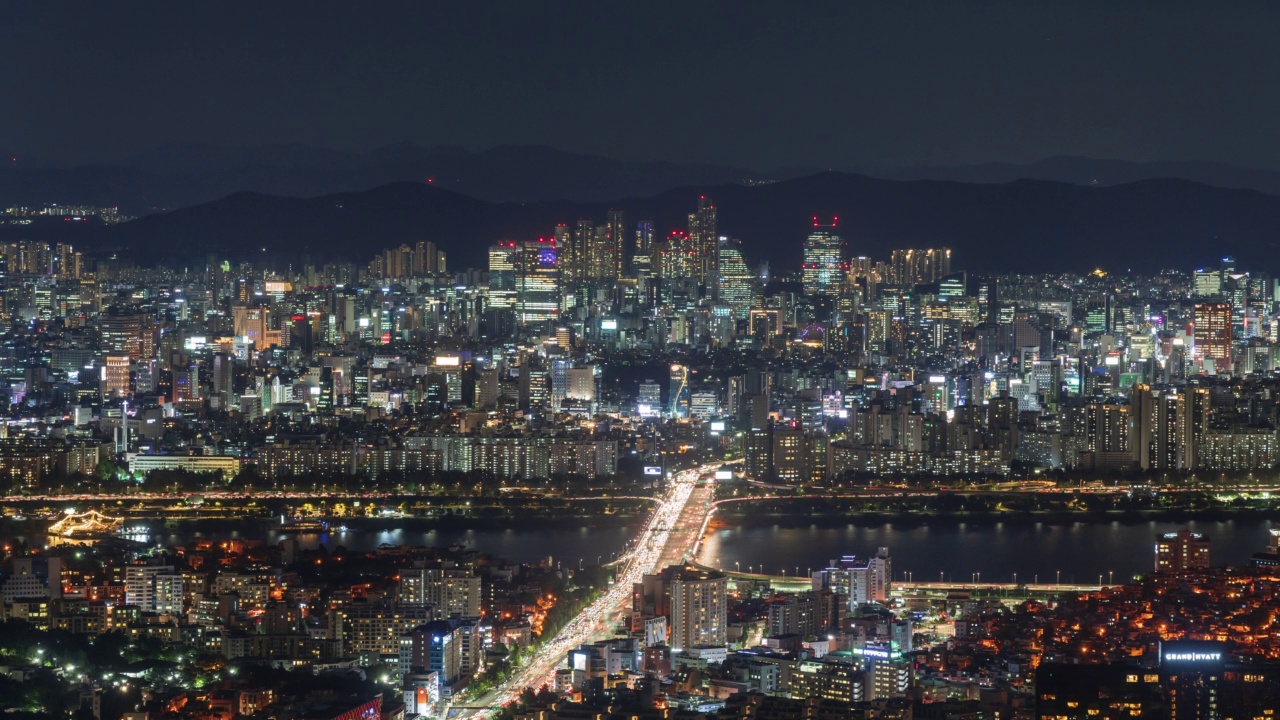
[5,1,1280,171]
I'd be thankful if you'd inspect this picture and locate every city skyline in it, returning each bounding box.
[7,4,1280,719]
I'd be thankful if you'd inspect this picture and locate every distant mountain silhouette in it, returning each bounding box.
[0,144,765,211]
[8,172,1280,275]
[873,156,1280,196]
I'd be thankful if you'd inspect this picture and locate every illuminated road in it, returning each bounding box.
[452,461,723,718]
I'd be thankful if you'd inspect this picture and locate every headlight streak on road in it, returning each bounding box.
[454,463,720,718]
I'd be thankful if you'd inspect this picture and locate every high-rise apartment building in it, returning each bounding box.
[603,209,626,279]
[1178,386,1210,470]
[125,563,183,614]
[632,220,655,277]
[397,565,482,618]
[687,197,718,294]
[663,566,727,650]
[888,248,952,285]
[1155,530,1210,573]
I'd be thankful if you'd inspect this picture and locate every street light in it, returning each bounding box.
[1056,570,1061,585]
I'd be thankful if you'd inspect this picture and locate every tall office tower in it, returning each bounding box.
[173,363,200,403]
[233,305,270,347]
[487,243,518,310]
[1177,386,1210,469]
[1193,267,1223,298]
[801,219,846,296]
[637,380,662,417]
[550,359,572,410]
[657,231,695,281]
[717,238,755,318]
[1193,301,1233,372]
[663,566,727,650]
[514,239,560,324]
[100,313,145,359]
[399,621,462,693]
[668,364,690,419]
[211,352,235,412]
[687,196,718,294]
[553,224,574,283]
[633,220,655,274]
[604,209,626,279]
[100,355,131,398]
[1155,530,1210,572]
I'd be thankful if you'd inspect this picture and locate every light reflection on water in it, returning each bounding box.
[698,517,1277,584]
[7,523,634,566]
[13,516,1277,581]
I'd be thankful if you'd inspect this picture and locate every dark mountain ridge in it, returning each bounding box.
[0,144,762,211]
[8,172,1280,276]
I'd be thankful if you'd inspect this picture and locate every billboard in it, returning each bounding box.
[643,466,663,476]
[714,469,733,481]
[644,616,668,647]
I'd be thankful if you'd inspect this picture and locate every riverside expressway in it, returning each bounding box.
[452,461,721,717]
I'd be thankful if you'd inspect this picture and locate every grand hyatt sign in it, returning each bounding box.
[1161,642,1227,665]
[1163,651,1222,662]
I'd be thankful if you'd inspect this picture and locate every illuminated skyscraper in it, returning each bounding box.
[100,355,131,398]
[571,219,595,283]
[487,243,517,310]
[1193,301,1233,372]
[802,219,845,296]
[632,220,655,277]
[604,209,626,279]
[657,231,695,284]
[717,238,754,317]
[101,312,148,359]
[888,248,952,285]
[1177,386,1210,469]
[552,224,574,284]
[515,239,560,324]
[687,196,718,294]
